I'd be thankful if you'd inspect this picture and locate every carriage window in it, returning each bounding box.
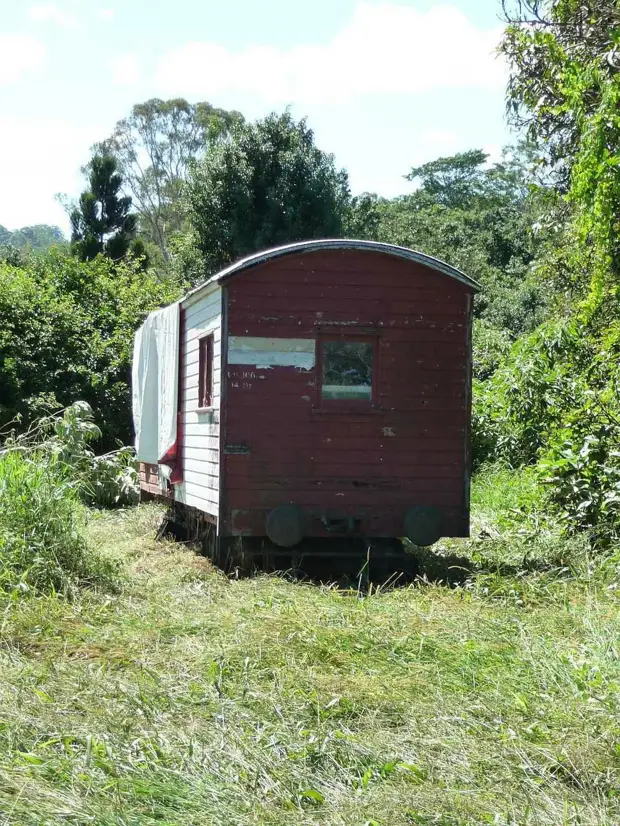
[321,340,374,401]
[198,334,214,408]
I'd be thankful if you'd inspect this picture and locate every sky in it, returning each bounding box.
[0,0,513,234]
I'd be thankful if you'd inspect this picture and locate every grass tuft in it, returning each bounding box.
[0,449,120,594]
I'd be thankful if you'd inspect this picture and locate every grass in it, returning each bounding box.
[0,470,619,824]
[0,448,119,594]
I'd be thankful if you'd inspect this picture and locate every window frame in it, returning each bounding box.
[315,332,379,409]
[198,333,214,410]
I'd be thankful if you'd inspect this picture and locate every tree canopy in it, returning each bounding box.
[102,98,244,261]
[350,146,549,337]
[181,111,351,279]
[501,0,620,186]
[70,153,138,262]
[0,224,66,252]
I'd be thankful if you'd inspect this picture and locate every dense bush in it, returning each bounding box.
[0,250,182,449]
[474,307,620,543]
[475,0,620,545]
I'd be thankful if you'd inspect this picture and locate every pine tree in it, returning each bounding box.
[70,153,137,261]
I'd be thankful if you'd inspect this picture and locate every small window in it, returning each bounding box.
[198,334,214,408]
[320,338,374,402]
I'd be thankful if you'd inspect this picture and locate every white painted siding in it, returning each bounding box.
[174,285,222,518]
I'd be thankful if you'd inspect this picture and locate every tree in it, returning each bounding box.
[0,224,66,252]
[501,0,620,289]
[473,0,620,540]
[0,250,181,448]
[406,150,491,209]
[346,193,383,240]
[183,111,351,278]
[358,147,551,336]
[70,153,138,262]
[102,98,244,261]
[501,0,620,186]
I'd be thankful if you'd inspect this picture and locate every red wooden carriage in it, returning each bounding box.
[133,240,479,569]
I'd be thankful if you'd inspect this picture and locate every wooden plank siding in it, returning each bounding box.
[173,285,222,518]
[221,248,474,539]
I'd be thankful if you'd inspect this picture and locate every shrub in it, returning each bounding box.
[47,401,140,508]
[0,402,140,593]
[474,307,620,543]
[0,449,119,593]
[472,319,512,381]
[0,249,182,449]
[86,447,140,509]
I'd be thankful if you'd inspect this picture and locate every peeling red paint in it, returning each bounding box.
[221,248,475,540]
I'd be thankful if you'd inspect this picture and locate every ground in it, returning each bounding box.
[1,474,620,825]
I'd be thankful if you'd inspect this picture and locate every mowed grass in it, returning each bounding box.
[1,477,620,824]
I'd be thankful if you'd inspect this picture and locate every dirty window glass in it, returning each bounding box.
[321,340,373,400]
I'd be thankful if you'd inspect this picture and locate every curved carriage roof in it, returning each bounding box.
[183,239,480,305]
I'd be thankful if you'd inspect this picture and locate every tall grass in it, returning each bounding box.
[0,448,119,593]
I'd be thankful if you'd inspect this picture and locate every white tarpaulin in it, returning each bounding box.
[132,302,180,465]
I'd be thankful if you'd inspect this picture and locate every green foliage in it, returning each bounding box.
[358,147,552,338]
[475,318,576,466]
[345,193,382,239]
[41,401,140,508]
[474,0,620,543]
[475,305,620,542]
[0,450,117,593]
[501,0,620,183]
[472,319,512,381]
[70,152,139,262]
[0,223,66,252]
[0,250,181,447]
[0,401,138,593]
[0,420,121,594]
[103,97,243,262]
[406,149,491,207]
[541,424,620,544]
[182,110,350,280]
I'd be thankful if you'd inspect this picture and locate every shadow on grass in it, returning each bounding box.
[157,515,570,590]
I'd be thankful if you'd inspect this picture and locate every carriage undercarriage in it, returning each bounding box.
[160,499,419,583]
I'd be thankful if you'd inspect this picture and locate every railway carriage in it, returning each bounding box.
[132,239,479,569]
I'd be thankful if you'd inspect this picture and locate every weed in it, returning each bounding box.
[0,448,119,594]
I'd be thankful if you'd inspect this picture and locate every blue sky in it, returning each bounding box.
[0,0,512,233]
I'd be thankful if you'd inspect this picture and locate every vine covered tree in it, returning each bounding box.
[501,0,620,187]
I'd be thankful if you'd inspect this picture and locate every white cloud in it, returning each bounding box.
[482,142,504,164]
[96,8,115,22]
[109,53,142,86]
[0,118,105,231]
[0,35,46,85]
[414,129,462,158]
[156,3,506,104]
[28,3,78,29]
